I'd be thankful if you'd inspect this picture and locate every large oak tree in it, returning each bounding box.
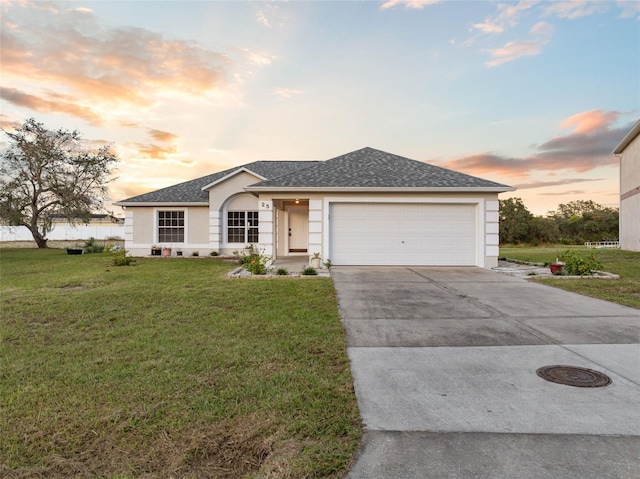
[0,118,119,248]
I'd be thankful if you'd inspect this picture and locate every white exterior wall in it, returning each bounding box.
[124,206,214,257]
[485,200,500,268]
[308,199,323,257]
[619,134,640,252]
[258,199,274,257]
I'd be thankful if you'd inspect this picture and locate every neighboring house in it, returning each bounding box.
[115,147,515,267]
[613,120,640,252]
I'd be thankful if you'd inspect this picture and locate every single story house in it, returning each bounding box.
[613,120,640,252]
[115,147,515,267]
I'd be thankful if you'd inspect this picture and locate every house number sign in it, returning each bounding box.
[259,201,272,210]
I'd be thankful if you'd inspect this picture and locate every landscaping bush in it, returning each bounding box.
[559,250,602,276]
[236,244,269,275]
[112,249,135,266]
[302,266,318,276]
[83,237,105,254]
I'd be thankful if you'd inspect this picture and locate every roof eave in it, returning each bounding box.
[201,167,267,191]
[114,201,210,207]
[244,186,516,193]
[613,119,640,154]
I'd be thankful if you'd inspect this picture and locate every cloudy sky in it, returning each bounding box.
[1,0,638,215]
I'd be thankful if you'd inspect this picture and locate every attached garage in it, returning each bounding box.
[329,202,477,266]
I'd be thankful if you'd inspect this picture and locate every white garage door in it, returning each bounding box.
[330,203,477,266]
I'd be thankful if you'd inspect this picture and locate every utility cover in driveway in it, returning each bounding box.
[329,203,476,265]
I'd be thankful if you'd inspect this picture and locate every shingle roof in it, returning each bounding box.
[117,148,512,205]
[249,147,511,190]
[116,160,320,204]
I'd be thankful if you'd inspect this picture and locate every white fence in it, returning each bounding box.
[584,241,620,249]
[1,224,124,242]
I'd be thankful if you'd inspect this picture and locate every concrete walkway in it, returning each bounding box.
[332,267,640,479]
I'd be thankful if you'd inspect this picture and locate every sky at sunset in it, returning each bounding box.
[1,0,638,216]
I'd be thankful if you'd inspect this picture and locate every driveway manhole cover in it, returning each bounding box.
[536,365,612,387]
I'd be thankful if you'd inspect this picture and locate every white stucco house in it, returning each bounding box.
[115,147,515,267]
[613,120,640,252]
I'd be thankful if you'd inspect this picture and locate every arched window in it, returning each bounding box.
[225,194,259,244]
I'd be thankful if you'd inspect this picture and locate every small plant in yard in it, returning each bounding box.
[209,251,219,256]
[276,267,289,276]
[559,250,602,276]
[324,258,332,269]
[112,249,135,266]
[191,251,199,257]
[83,237,105,254]
[237,244,270,275]
[302,266,318,276]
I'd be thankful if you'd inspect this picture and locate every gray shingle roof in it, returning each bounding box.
[250,147,511,189]
[117,148,512,204]
[116,160,320,204]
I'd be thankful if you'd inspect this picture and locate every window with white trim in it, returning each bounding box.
[158,210,184,243]
[227,211,258,243]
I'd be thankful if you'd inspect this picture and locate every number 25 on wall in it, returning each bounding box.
[260,201,271,210]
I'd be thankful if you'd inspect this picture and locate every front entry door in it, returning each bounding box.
[288,207,309,253]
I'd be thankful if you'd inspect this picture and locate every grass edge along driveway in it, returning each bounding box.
[500,246,640,310]
[0,248,362,478]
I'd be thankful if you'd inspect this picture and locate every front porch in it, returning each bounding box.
[259,197,323,261]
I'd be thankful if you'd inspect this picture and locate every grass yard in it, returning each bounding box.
[0,248,362,478]
[500,245,640,309]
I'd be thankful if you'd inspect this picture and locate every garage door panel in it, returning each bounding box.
[330,203,477,266]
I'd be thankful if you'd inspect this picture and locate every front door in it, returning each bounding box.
[288,207,309,253]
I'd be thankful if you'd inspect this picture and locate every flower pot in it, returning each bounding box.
[162,247,172,257]
[549,264,563,275]
[176,251,183,256]
[151,248,161,256]
[310,257,322,269]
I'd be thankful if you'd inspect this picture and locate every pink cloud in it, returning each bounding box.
[473,1,539,33]
[380,0,440,10]
[513,178,604,189]
[0,1,233,120]
[561,110,620,134]
[440,110,628,181]
[0,86,104,125]
[147,129,178,143]
[485,40,543,67]
[544,0,609,19]
[530,21,553,36]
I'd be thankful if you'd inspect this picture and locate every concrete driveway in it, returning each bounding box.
[332,267,640,479]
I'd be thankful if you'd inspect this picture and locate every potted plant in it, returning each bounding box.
[151,245,161,256]
[162,246,172,257]
[310,252,322,269]
[549,257,563,275]
[176,248,183,256]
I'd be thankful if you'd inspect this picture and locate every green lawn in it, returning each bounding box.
[0,248,361,478]
[500,246,640,309]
